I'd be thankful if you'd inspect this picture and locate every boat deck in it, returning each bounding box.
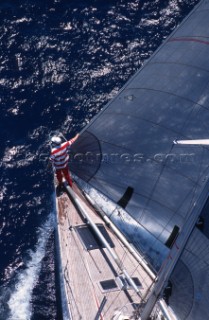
[56,183,154,320]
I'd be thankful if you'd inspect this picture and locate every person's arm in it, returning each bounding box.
[68,133,79,145]
[74,133,79,140]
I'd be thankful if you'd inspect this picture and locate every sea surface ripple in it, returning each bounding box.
[0,1,199,319]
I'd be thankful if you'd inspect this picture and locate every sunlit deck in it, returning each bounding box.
[55,183,155,320]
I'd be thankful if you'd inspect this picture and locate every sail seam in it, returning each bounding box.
[169,37,209,46]
[148,61,209,74]
[93,137,205,185]
[101,111,205,147]
[173,35,209,40]
[100,111,209,158]
[127,87,209,112]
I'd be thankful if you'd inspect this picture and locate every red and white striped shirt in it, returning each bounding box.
[50,137,76,169]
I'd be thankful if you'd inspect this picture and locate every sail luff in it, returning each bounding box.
[140,179,209,320]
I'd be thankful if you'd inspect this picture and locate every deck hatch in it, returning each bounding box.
[132,277,142,287]
[116,276,142,290]
[100,279,118,291]
[76,224,115,250]
[99,277,142,293]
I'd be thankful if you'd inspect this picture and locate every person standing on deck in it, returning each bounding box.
[50,133,79,188]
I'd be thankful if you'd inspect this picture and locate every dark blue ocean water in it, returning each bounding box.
[0,1,200,319]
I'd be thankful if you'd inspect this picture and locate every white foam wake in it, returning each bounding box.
[7,213,54,320]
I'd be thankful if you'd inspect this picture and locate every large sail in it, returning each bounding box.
[70,0,209,271]
[70,0,209,269]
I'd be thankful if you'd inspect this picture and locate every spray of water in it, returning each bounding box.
[7,213,54,320]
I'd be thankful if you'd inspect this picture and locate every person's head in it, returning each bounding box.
[51,136,62,146]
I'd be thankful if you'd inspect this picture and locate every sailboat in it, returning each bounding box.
[54,0,209,319]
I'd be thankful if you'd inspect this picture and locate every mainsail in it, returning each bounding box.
[70,0,209,318]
